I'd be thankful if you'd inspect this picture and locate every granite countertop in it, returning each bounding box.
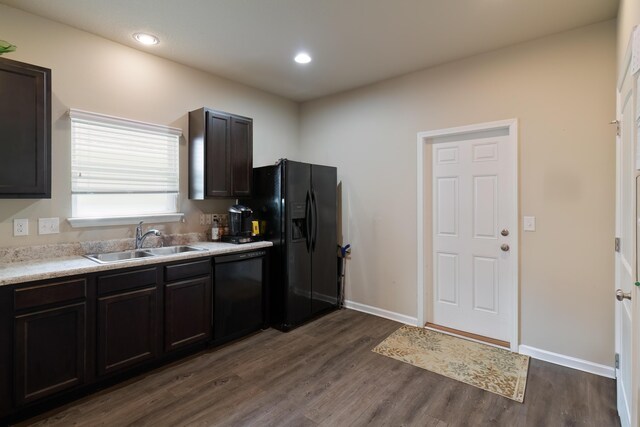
[0,241,272,287]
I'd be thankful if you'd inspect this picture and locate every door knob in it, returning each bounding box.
[616,289,632,301]
[501,229,509,236]
[500,244,510,252]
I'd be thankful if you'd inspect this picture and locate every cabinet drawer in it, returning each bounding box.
[97,267,157,295]
[164,259,211,282]
[14,279,86,311]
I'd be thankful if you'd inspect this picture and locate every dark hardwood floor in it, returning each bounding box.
[17,309,619,427]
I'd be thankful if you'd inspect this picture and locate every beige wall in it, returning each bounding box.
[0,4,299,248]
[299,20,616,365]
[618,0,640,69]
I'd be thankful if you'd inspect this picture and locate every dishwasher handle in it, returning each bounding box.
[215,250,266,264]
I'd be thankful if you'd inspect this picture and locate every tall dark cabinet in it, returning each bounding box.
[0,57,51,198]
[189,107,253,199]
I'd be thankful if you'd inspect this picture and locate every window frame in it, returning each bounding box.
[67,109,184,228]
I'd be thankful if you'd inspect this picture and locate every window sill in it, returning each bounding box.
[67,213,185,228]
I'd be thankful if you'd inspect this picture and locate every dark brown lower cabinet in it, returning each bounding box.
[97,287,158,376]
[2,253,266,422]
[164,277,212,352]
[14,303,86,405]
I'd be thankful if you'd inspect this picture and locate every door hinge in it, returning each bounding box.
[615,353,620,369]
[610,119,620,137]
[615,237,621,253]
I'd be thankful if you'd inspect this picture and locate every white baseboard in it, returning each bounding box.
[344,300,418,326]
[519,345,615,379]
[343,301,614,379]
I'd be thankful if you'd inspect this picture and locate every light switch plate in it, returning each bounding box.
[523,216,536,231]
[13,219,28,236]
[38,217,60,235]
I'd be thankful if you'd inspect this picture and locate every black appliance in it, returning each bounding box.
[213,250,267,344]
[228,204,253,236]
[244,159,337,331]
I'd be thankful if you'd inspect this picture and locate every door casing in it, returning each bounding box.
[614,30,638,427]
[416,119,519,352]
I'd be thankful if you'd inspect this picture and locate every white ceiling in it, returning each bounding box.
[1,0,619,101]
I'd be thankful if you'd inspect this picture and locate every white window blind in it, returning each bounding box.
[69,109,182,219]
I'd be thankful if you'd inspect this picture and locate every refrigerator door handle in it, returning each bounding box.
[305,190,312,252]
[311,189,319,251]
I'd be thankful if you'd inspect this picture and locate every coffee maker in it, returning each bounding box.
[223,204,256,243]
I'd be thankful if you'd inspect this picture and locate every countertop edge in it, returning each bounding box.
[0,241,273,287]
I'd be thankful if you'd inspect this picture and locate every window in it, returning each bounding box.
[69,109,181,224]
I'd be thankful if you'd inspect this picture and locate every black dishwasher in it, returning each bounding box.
[213,250,267,344]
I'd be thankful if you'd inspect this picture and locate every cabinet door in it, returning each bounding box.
[14,303,86,404]
[0,58,51,198]
[165,277,212,352]
[230,116,253,197]
[206,111,231,197]
[97,287,158,376]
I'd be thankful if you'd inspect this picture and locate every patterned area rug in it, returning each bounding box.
[372,325,530,402]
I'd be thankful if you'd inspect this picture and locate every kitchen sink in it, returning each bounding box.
[84,250,155,264]
[142,245,205,256]
[84,245,206,264]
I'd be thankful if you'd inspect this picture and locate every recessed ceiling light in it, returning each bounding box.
[133,32,159,45]
[294,52,312,64]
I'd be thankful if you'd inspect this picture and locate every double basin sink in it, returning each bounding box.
[85,245,205,264]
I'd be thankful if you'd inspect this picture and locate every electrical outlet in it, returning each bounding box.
[205,214,212,225]
[38,217,60,235]
[200,214,206,226]
[13,219,28,236]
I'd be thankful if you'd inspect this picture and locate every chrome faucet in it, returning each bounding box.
[135,221,161,249]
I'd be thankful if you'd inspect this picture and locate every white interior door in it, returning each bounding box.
[615,51,636,427]
[432,134,516,343]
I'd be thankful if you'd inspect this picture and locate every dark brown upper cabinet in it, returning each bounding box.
[189,107,253,199]
[0,57,51,198]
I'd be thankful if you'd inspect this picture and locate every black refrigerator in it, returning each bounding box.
[244,159,337,331]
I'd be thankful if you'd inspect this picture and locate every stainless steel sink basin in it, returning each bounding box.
[84,245,206,264]
[84,250,155,264]
[142,245,205,256]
